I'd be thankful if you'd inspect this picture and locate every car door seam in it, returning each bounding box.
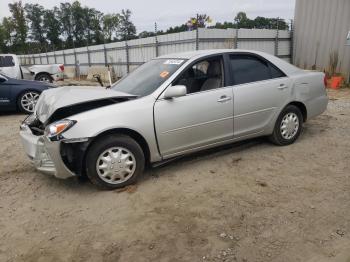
[234,107,276,119]
[161,116,234,134]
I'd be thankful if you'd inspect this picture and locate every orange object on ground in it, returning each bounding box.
[330,76,343,89]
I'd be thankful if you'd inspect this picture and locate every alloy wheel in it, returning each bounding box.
[21,92,39,113]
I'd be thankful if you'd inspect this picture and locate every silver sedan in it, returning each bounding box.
[20,49,328,189]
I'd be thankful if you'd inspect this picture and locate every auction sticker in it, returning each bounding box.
[164,59,184,65]
[160,71,170,78]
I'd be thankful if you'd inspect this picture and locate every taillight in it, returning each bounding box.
[59,64,64,72]
[324,75,327,88]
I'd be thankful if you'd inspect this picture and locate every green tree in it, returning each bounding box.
[58,2,74,48]
[268,18,288,30]
[24,3,46,47]
[210,21,235,29]
[102,14,120,42]
[71,1,86,46]
[43,7,61,48]
[138,31,157,38]
[0,23,5,52]
[1,17,14,49]
[165,24,187,33]
[119,9,136,41]
[253,16,288,30]
[234,12,254,28]
[84,7,103,45]
[8,1,27,53]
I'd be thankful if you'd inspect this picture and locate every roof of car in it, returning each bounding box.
[157,49,301,76]
[157,49,265,59]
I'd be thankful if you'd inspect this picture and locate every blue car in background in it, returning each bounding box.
[0,73,54,114]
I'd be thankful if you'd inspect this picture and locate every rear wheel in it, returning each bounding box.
[269,105,303,146]
[17,91,40,114]
[86,135,145,190]
[35,73,53,83]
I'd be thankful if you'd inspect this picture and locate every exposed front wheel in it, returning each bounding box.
[17,91,40,114]
[85,135,145,190]
[269,105,303,146]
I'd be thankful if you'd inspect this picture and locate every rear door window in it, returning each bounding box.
[229,55,270,85]
[0,56,15,67]
[229,54,285,85]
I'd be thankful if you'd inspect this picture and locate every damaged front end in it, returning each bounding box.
[20,119,77,179]
[19,89,137,179]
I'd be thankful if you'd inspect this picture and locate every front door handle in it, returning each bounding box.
[278,83,288,89]
[217,95,232,103]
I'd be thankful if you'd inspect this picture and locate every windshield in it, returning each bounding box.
[112,58,186,96]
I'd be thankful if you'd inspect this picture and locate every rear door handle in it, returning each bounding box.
[278,83,288,89]
[217,95,232,103]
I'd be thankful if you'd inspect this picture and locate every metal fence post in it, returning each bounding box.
[87,45,91,67]
[46,52,49,64]
[155,37,159,57]
[73,48,78,78]
[53,48,57,64]
[196,28,199,50]
[275,18,280,56]
[125,41,130,74]
[62,49,66,65]
[39,54,42,64]
[73,48,77,66]
[195,14,199,50]
[290,19,294,64]
[235,28,239,49]
[155,22,159,57]
[103,44,108,67]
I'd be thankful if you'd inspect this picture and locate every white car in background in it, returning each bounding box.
[0,54,64,83]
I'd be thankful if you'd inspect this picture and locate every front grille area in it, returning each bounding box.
[23,116,45,136]
[29,119,45,136]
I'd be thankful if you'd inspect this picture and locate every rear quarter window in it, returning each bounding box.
[0,56,15,67]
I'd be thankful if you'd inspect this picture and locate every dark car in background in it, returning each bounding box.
[0,73,54,114]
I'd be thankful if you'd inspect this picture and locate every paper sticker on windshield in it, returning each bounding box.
[160,71,170,78]
[164,59,184,65]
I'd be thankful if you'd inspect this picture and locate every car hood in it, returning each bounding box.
[35,86,136,123]
[8,77,56,88]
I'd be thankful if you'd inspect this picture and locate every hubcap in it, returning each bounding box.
[280,112,299,140]
[39,76,51,83]
[21,92,39,113]
[96,147,136,184]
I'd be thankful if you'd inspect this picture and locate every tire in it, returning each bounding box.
[17,90,40,114]
[35,73,53,83]
[85,134,145,190]
[269,105,303,146]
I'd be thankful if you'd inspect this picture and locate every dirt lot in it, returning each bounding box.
[0,89,350,262]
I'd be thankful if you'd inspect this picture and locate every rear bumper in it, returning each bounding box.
[52,72,64,81]
[19,125,75,179]
[306,94,329,119]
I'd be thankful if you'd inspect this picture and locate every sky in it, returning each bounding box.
[0,0,296,32]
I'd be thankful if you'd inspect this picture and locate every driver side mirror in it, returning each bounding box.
[164,85,187,99]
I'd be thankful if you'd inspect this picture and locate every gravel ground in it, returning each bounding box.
[0,89,350,262]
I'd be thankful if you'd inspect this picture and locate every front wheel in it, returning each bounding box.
[17,91,40,114]
[85,135,145,190]
[269,105,303,146]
